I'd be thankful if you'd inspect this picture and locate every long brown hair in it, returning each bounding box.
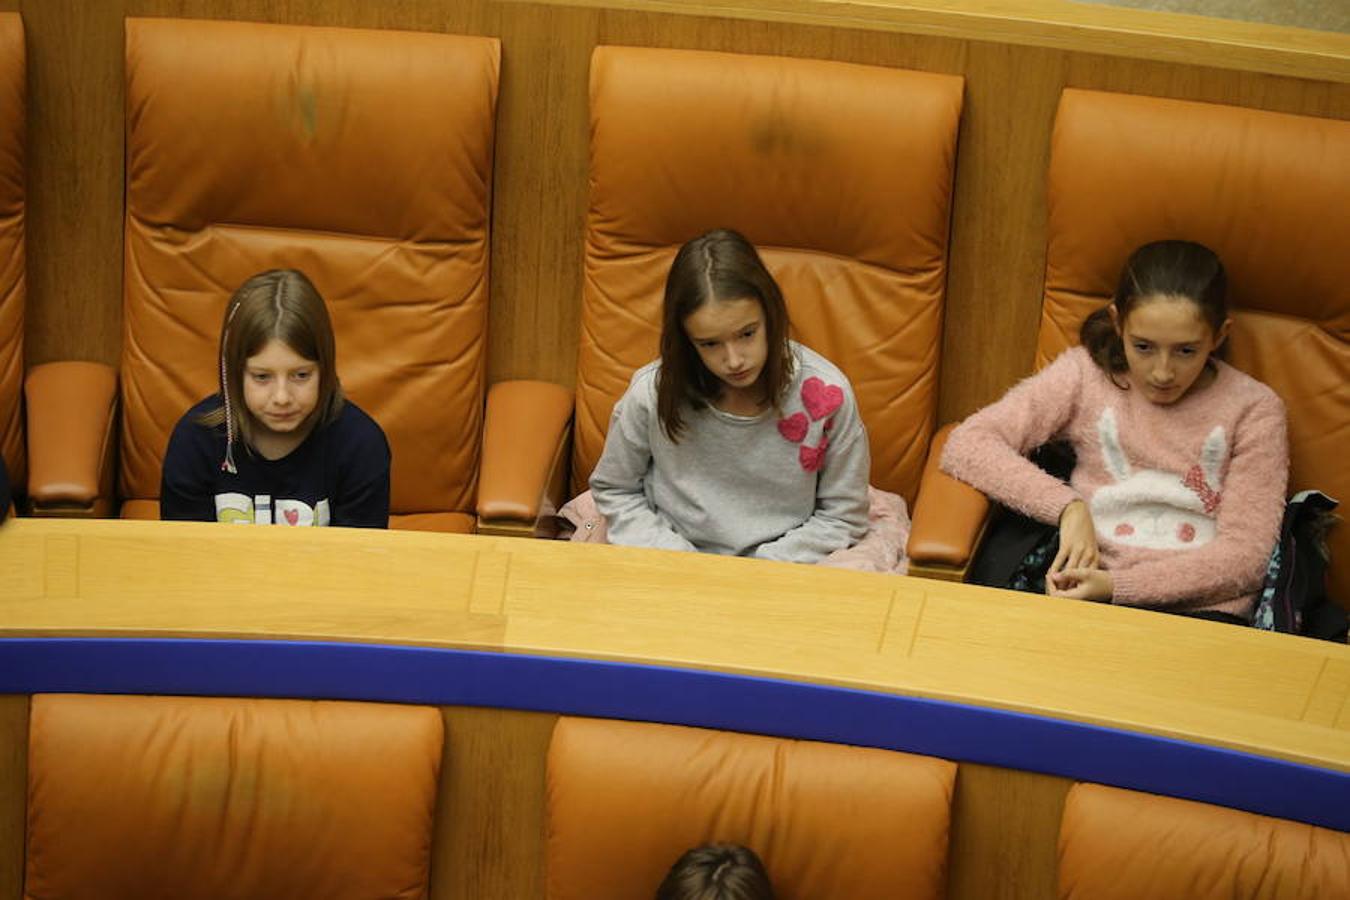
[657,229,792,441]
[197,269,344,470]
[655,844,776,900]
[1080,240,1228,387]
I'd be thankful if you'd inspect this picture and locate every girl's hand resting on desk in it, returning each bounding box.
[1051,499,1099,577]
[1048,567,1114,602]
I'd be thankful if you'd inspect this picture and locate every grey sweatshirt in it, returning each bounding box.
[590,342,871,563]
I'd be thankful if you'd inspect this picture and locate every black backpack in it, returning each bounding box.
[1252,491,1347,643]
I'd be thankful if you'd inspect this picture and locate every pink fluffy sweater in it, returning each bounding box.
[941,347,1288,617]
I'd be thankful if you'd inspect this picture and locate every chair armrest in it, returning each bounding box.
[476,379,573,538]
[905,422,991,581]
[25,361,118,517]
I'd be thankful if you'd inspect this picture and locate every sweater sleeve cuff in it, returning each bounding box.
[1109,568,1145,605]
[1026,484,1080,526]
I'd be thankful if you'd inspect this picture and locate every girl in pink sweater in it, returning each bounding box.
[942,241,1288,621]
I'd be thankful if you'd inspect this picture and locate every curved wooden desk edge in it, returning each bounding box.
[5,634,1348,832]
[521,0,1350,83]
[2,518,1348,820]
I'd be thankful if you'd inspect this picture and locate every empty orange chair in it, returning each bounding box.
[908,89,1350,603]
[546,717,956,900]
[1058,782,1350,899]
[24,694,444,899]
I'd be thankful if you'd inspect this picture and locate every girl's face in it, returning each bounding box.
[683,297,768,398]
[242,338,321,434]
[1111,295,1230,405]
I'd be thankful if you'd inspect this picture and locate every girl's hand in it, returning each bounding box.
[1048,567,1114,602]
[1051,500,1099,577]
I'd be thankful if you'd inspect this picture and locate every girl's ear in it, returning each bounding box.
[1108,304,1122,335]
[1212,316,1233,350]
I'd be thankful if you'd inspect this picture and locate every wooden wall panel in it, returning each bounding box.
[23,0,123,369]
[0,695,27,900]
[429,706,557,900]
[948,763,1074,900]
[13,0,1350,423]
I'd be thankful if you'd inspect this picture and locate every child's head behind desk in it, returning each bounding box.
[203,268,345,470]
[655,843,776,900]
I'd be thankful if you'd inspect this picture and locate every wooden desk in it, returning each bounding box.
[2,517,1347,771]
[3,517,1348,898]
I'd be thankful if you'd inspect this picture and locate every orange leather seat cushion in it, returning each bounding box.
[1059,783,1350,899]
[391,511,476,533]
[546,717,956,900]
[1043,89,1350,604]
[119,498,158,520]
[25,694,444,900]
[0,13,24,490]
[121,19,499,521]
[575,46,963,504]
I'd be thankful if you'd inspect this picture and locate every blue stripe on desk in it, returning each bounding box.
[3,637,1346,831]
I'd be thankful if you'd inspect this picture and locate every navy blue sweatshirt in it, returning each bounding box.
[161,396,390,528]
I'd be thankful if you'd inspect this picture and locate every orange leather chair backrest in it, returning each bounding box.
[546,717,956,900]
[121,18,500,530]
[24,693,444,900]
[575,46,964,504]
[1041,88,1350,604]
[0,13,23,493]
[1058,782,1350,899]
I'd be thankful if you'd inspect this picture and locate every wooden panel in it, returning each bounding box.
[948,763,1072,900]
[14,0,1349,425]
[429,706,557,900]
[526,0,1350,82]
[0,695,26,900]
[23,0,124,367]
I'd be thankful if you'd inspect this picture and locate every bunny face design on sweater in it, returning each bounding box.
[1089,408,1226,550]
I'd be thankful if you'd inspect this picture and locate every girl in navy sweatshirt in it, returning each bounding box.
[161,269,390,528]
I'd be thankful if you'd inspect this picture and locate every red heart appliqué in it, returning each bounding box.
[801,377,843,422]
[283,508,299,526]
[799,435,830,473]
[777,412,808,443]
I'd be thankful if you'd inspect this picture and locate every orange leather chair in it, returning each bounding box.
[477,46,965,534]
[24,17,570,531]
[546,717,956,900]
[1058,782,1350,899]
[0,13,23,516]
[24,694,443,899]
[908,89,1350,604]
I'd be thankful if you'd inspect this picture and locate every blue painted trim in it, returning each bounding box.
[2,637,1347,831]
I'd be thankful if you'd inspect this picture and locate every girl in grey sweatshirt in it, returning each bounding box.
[590,229,870,564]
